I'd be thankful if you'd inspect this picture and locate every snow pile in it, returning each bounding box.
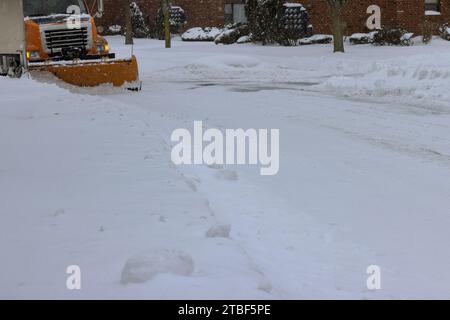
[181,27,222,41]
[299,34,332,45]
[284,3,305,9]
[320,54,450,108]
[237,35,252,44]
[401,33,414,42]
[121,249,194,284]
[349,32,376,45]
[425,10,441,16]
[108,25,122,34]
[0,76,69,100]
[206,224,231,238]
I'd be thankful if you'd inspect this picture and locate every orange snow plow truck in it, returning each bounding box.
[0,0,140,89]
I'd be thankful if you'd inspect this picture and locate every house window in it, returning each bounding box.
[425,0,440,12]
[224,4,247,25]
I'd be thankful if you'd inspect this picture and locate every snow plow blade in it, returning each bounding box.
[29,56,140,90]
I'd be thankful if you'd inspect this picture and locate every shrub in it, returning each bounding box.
[372,26,413,46]
[181,27,223,42]
[439,23,450,41]
[279,3,311,46]
[215,23,250,45]
[299,34,332,45]
[245,0,310,46]
[421,20,438,44]
[349,32,376,45]
[130,2,150,38]
[246,0,284,45]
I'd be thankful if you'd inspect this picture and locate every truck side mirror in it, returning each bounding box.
[94,0,104,18]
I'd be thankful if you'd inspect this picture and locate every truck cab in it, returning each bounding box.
[24,0,113,62]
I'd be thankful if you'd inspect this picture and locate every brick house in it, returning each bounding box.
[93,0,450,35]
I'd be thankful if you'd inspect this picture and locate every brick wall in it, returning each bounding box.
[299,0,396,34]
[91,0,450,35]
[92,0,244,33]
[298,0,450,34]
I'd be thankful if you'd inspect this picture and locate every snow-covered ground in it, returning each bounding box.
[1,36,450,299]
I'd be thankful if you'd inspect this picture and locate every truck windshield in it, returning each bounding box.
[24,0,87,17]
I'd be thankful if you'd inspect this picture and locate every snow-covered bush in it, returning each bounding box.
[237,35,252,44]
[299,34,332,45]
[108,25,122,35]
[245,0,310,46]
[215,23,250,45]
[280,3,312,46]
[439,23,450,41]
[245,0,284,45]
[372,26,413,46]
[130,2,150,38]
[349,32,376,45]
[181,27,223,42]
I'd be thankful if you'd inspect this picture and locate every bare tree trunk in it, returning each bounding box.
[161,0,171,48]
[331,7,344,53]
[326,0,347,53]
[125,0,134,45]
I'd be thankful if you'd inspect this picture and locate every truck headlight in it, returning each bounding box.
[27,51,40,60]
[97,43,109,54]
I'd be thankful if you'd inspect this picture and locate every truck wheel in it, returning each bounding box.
[7,62,22,78]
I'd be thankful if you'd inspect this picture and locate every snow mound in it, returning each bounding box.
[349,32,376,45]
[237,35,252,44]
[181,27,222,42]
[108,25,122,34]
[300,34,333,45]
[320,54,450,108]
[121,249,194,284]
[206,224,231,238]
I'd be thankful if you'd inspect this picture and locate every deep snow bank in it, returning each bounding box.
[319,52,450,109]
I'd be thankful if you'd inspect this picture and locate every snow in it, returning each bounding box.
[299,34,333,45]
[321,52,450,109]
[108,25,122,33]
[350,33,370,39]
[237,35,252,44]
[181,27,222,42]
[349,32,377,44]
[284,3,306,10]
[425,10,441,16]
[1,36,450,299]
[400,32,414,42]
[206,224,231,238]
[121,249,194,284]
